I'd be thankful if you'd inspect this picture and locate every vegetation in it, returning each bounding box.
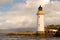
[54,27,60,37]
[45,24,60,30]
[46,24,60,37]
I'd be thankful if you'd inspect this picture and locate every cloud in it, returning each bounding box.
[0,16,35,29]
[26,0,50,7]
[0,11,36,29]
[0,0,60,29]
[0,0,13,4]
[44,1,60,25]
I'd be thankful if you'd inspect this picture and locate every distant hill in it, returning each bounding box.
[0,27,37,33]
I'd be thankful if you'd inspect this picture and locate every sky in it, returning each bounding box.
[0,0,60,29]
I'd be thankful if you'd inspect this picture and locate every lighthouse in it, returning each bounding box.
[37,5,45,34]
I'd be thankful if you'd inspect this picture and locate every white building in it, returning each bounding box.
[37,5,45,34]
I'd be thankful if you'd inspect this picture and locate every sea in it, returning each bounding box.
[0,34,60,40]
[0,37,60,40]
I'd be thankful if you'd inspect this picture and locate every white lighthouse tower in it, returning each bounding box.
[37,5,45,34]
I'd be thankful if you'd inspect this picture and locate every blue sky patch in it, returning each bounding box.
[0,0,26,12]
[13,0,26,3]
[0,3,12,12]
[50,0,60,1]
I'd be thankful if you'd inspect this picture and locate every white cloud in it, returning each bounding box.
[0,0,60,29]
[0,11,36,29]
[26,0,50,7]
[0,0,13,4]
[44,1,60,25]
